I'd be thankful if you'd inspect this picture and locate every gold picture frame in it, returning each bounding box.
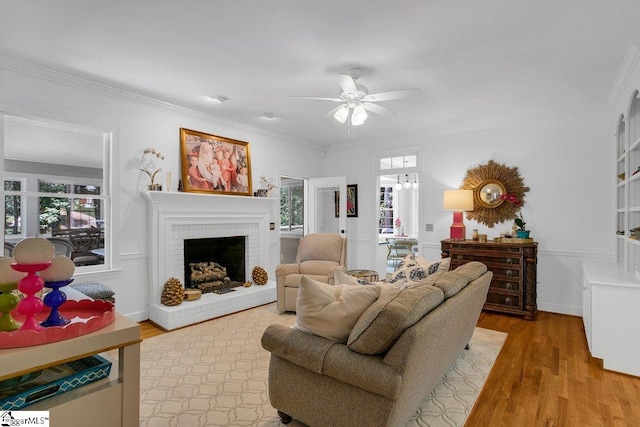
[179,128,252,196]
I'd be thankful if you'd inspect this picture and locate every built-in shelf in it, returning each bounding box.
[589,90,640,377]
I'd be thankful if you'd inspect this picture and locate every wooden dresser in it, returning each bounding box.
[441,239,538,320]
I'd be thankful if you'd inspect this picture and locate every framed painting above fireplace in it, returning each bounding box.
[179,128,253,196]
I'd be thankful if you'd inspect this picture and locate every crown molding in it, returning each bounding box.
[331,102,612,151]
[0,55,323,151]
[608,40,640,107]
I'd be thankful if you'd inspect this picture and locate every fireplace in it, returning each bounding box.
[184,236,246,292]
[144,191,277,330]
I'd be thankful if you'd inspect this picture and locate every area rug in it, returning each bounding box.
[136,303,506,427]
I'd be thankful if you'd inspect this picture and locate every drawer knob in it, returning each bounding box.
[505,297,512,306]
[456,255,463,261]
[506,270,513,277]
[505,283,512,290]
[506,258,513,264]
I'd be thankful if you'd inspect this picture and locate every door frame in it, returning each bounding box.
[306,176,347,237]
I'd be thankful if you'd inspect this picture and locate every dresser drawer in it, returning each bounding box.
[489,279,521,292]
[449,250,523,267]
[489,266,523,280]
[486,292,522,310]
[450,256,523,280]
[446,243,524,255]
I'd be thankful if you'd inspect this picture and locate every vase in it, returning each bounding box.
[41,278,74,327]
[12,262,51,332]
[516,230,530,238]
[0,282,21,331]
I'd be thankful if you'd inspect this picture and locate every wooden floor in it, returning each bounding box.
[139,310,640,426]
[470,311,640,427]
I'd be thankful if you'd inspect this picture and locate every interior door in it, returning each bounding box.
[306,176,347,237]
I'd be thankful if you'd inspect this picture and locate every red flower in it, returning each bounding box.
[501,193,521,206]
[500,193,526,230]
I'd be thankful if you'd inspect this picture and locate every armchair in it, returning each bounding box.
[276,233,347,312]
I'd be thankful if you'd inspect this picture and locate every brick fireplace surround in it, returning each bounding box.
[144,191,277,330]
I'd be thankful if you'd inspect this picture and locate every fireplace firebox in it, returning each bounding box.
[183,236,246,293]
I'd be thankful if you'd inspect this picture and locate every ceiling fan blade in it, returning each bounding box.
[363,88,422,102]
[338,74,359,97]
[288,96,343,102]
[362,102,395,116]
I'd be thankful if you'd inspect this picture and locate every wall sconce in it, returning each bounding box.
[443,190,474,240]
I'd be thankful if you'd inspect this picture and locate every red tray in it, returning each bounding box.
[0,300,115,349]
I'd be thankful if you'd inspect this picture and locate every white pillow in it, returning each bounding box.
[294,276,382,342]
[389,254,450,286]
[334,268,360,286]
[417,255,451,272]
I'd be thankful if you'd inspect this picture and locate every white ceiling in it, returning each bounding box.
[1,0,640,148]
[4,116,104,168]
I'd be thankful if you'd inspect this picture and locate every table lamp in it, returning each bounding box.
[443,190,474,240]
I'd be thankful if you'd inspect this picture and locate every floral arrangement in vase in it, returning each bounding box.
[140,148,165,190]
[259,175,277,197]
[394,218,404,236]
[500,193,529,238]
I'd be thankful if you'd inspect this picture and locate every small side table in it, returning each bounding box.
[347,269,379,283]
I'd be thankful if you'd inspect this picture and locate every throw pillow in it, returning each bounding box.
[389,254,449,287]
[294,276,382,343]
[334,268,360,286]
[347,284,444,355]
[417,255,451,272]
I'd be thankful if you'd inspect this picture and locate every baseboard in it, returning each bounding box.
[538,302,582,317]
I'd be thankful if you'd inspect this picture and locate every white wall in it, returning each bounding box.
[323,109,613,316]
[3,50,637,319]
[0,62,324,321]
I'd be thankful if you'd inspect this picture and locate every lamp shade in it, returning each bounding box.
[334,106,349,123]
[351,105,367,126]
[443,190,474,211]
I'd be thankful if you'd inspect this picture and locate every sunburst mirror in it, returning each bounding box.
[460,160,529,227]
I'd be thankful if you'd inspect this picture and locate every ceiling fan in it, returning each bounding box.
[289,68,421,127]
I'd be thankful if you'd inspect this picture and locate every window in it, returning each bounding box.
[4,180,22,236]
[280,182,304,232]
[3,114,109,269]
[379,154,417,170]
[39,181,103,234]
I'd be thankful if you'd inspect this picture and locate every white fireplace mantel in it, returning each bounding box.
[144,191,277,330]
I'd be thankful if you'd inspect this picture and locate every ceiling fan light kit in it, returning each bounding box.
[351,105,368,126]
[289,67,420,130]
[333,106,349,123]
